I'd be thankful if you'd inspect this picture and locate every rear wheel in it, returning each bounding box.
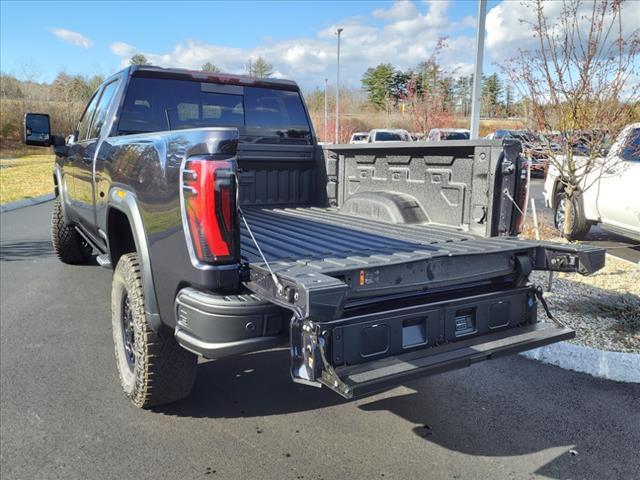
[554,192,590,241]
[51,197,92,264]
[111,252,197,408]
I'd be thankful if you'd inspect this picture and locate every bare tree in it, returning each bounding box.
[201,62,220,73]
[402,40,455,135]
[502,0,639,238]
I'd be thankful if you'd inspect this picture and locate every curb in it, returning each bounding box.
[605,252,639,268]
[0,194,54,213]
[521,341,640,383]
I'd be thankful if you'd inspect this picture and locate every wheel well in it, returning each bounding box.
[107,208,136,268]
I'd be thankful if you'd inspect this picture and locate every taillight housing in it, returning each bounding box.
[180,156,239,266]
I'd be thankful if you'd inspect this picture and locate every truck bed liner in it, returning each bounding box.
[240,206,535,272]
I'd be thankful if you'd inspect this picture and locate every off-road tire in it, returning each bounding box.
[111,253,197,408]
[51,197,92,264]
[554,192,591,241]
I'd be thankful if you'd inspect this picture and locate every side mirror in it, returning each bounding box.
[24,113,52,146]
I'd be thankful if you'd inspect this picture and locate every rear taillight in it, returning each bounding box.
[180,157,238,265]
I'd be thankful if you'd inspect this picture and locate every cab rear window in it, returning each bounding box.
[117,77,312,144]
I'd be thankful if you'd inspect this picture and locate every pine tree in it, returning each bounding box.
[129,54,150,66]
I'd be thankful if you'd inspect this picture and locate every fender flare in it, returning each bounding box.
[107,187,162,331]
[53,165,71,225]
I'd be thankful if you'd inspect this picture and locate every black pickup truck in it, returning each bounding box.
[24,66,604,408]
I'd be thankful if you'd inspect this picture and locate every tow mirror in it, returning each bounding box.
[24,113,52,146]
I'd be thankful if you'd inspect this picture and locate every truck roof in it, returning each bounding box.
[119,65,301,90]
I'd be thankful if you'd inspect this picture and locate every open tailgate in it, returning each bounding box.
[243,233,604,397]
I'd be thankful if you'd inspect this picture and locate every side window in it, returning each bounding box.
[89,81,119,139]
[76,91,101,141]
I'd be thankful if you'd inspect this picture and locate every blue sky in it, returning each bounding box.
[1,0,638,91]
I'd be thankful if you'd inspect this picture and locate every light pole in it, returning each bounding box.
[335,27,343,144]
[324,78,328,143]
[470,0,487,139]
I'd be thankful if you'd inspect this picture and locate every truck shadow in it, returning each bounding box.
[159,347,640,479]
[0,240,53,261]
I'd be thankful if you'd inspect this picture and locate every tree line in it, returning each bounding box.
[130,54,274,77]
[361,62,516,119]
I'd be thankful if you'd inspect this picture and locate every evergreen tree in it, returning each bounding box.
[361,63,399,109]
[481,73,503,117]
[249,57,273,78]
[129,54,150,65]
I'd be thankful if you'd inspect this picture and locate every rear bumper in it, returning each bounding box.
[174,287,289,359]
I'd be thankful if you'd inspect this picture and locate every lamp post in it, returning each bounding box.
[324,78,328,143]
[470,0,487,139]
[335,27,343,144]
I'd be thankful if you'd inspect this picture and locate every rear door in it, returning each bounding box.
[597,127,640,234]
[73,80,119,236]
[67,90,100,222]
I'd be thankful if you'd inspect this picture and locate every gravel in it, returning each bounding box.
[530,255,640,353]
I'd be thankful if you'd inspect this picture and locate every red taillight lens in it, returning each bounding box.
[181,158,238,265]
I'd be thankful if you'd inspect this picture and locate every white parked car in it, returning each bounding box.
[367,129,412,142]
[543,123,640,241]
[349,132,369,144]
[428,128,470,141]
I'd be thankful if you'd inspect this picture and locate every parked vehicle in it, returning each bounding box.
[24,66,604,409]
[543,123,640,241]
[428,128,470,141]
[485,130,555,177]
[367,128,412,142]
[349,132,369,144]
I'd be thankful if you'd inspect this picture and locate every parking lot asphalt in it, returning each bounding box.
[1,201,639,480]
[529,178,640,264]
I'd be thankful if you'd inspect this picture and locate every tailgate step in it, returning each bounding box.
[333,322,574,398]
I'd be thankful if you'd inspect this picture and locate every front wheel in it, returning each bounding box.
[111,252,197,408]
[554,192,591,241]
[51,197,92,264]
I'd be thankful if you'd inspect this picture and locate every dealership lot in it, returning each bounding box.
[1,201,639,480]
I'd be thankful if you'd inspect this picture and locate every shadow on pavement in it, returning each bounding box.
[157,349,347,418]
[0,240,53,261]
[159,348,640,479]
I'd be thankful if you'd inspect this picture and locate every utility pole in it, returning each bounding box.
[324,78,328,143]
[470,0,487,139]
[335,27,343,144]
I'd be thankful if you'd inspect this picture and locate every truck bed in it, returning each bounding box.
[240,206,535,273]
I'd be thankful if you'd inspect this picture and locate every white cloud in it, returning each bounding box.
[50,28,92,49]
[108,0,477,89]
[373,1,419,20]
[486,0,640,63]
[110,42,136,58]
